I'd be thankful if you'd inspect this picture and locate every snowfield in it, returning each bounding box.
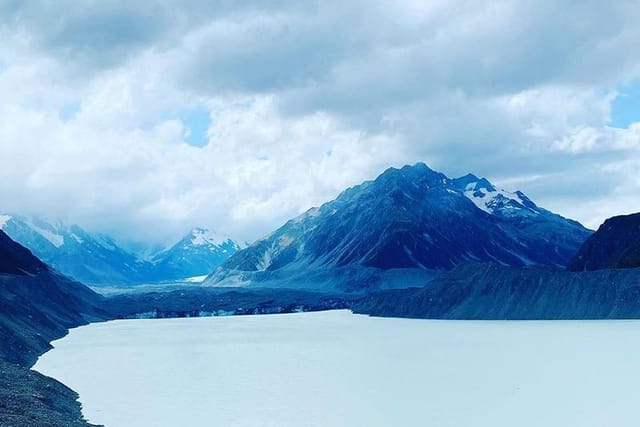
[34,310,640,427]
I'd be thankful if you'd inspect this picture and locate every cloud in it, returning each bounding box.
[551,124,640,154]
[0,94,403,243]
[0,0,639,244]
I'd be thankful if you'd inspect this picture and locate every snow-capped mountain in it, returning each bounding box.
[0,215,151,285]
[205,163,592,292]
[150,228,241,281]
[0,216,240,285]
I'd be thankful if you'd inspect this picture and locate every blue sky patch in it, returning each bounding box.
[610,80,640,128]
[179,106,211,147]
[59,103,80,122]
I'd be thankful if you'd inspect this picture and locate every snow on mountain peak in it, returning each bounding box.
[190,228,229,247]
[445,173,539,217]
[462,182,536,216]
[25,218,65,248]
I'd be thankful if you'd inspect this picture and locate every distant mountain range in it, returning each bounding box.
[0,215,150,285]
[0,215,240,285]
[205,163,592,292]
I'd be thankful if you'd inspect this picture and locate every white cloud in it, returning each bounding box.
[0,93,405,243]
[0,0,639,244]
[551,124,640,154]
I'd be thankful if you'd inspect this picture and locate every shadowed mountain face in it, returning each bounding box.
[0,230,47,276]
[568,213,640,271]
[206,163,592,292]
[0,230,107,426]
[0,230,107,365]
[354,263,640,320]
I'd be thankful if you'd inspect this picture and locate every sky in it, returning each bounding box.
[0,0,639,245]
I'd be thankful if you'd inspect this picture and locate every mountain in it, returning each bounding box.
[0,215,151,285]
[0,230,107,426]
[0,230,107,364]
[567,212,640,271]
[0,226,47,276]
[0,216,240,285]
[353,262,640,319]
[205,163,592,292]
[150,228,241,281]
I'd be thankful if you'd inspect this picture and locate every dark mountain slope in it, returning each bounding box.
[568,212,640,271]
[354,263,640,319]
[0,229,47,276]
[0,229,107,365]
[0,230,107,426]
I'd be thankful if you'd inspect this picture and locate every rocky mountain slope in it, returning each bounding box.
[205,163,592,292]
[354,262,640,319]
[0,230,107,365]
[568,212,640,271]
[0,230,107,426]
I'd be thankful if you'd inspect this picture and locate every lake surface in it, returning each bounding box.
[34,310,640,427]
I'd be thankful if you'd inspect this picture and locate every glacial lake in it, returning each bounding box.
[34,310,640,427]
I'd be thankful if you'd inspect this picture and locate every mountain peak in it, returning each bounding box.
[455,173,480,185]
[189,228,230,247]
[149,227,241,281]
[377,162,446,185]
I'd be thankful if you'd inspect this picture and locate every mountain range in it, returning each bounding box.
[205,163,592,292]
[0,215,240,285]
